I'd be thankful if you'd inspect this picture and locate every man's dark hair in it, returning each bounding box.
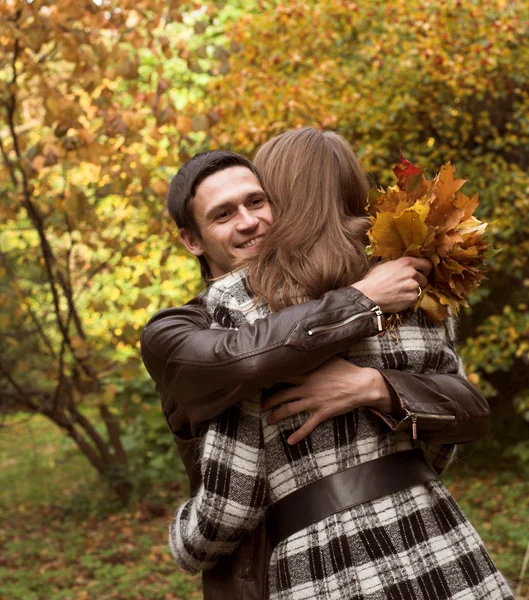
[167,150,263,279]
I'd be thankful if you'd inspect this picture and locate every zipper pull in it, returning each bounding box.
[371,305,384,332]
[404,409,418,440]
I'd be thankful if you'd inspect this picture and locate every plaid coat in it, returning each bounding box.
[170,270,513,600]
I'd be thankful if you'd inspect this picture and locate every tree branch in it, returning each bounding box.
[61,398,113,464]
[0,134,19,189]
[4,53,97,382]
[0,362,40,413]
[74,235,147,301]
[52,333,68,412]
[100,404,128,466]
[59,419,107,474]
[0,250,57,359]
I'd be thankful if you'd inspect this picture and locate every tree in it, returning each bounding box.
[199,0,529,433]
[0,0,213,499]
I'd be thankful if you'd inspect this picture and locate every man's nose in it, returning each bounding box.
[236,208,259,231]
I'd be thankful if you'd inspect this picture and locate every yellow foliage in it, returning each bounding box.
[198,0,528,395]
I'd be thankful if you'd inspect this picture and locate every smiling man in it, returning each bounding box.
[178,165,271,278]
[141,150,491,600]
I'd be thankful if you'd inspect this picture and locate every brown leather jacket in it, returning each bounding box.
[141,286,490,600]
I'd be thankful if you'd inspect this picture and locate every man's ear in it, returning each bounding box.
[179,228,204,257]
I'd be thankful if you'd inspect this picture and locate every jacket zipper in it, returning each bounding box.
[307,305,384,336]
[403,409,456,440]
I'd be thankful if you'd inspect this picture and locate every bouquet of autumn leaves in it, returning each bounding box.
[366,154,493,325]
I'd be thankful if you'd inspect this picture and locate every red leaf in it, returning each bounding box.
[393,152,423,190]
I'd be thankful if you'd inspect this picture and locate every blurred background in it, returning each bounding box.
[1,1,528,598]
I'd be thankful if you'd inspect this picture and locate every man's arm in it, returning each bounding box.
[141,256,450,441]
[262,358,490,445]
[141,291,489,447]
[141,285,382,439]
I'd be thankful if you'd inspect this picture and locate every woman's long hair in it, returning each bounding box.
[247,128,372,311]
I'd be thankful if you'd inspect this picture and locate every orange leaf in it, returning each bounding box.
[454,191,479,221]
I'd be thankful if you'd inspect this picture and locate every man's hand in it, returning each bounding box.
[262,358,399,445]
[353,257,432,313]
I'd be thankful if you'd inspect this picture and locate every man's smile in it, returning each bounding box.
[237,234,265,249]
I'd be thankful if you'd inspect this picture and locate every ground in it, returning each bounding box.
[0,415,527,600]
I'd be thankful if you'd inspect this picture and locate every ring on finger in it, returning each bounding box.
[417,285,422,298]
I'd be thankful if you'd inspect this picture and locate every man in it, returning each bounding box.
[141,150,490,600]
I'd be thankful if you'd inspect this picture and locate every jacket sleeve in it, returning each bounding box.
[376,370,490,445]
[141,286,382,436]
[373,316,490,446]
[142,291,489,447]
[168,400,268,573]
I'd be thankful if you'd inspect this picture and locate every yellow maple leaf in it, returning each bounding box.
[417,290,451,322]
[368,201,430,260]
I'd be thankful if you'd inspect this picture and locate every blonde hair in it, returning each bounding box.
[247,128,372,310]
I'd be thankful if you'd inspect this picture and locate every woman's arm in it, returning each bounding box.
[262,317,489,446]
[168,400,268,573]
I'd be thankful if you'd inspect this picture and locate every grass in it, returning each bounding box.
[0,414,528,599]
[444,444,529,592]
[0,415,201,600]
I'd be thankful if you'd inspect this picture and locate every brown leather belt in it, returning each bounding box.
[266,449,438,548]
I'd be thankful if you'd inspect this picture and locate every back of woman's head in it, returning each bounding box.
[247,127,372,310]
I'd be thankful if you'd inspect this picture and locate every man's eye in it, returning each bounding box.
[215,211,230,221]
[249,198,265,207]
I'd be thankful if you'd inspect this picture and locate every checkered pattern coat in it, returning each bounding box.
[170,270,513,600]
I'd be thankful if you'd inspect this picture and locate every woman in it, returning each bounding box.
[169,129,513,599]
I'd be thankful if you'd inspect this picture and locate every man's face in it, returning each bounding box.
[180,166,273,278]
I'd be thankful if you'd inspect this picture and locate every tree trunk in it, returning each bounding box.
[55,407,134,503]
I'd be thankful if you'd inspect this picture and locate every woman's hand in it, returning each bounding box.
[352,257,432,313]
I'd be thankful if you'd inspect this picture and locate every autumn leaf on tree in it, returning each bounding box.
[366,155,492,324]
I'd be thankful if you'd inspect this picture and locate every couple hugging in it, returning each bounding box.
[141,128,513,600]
